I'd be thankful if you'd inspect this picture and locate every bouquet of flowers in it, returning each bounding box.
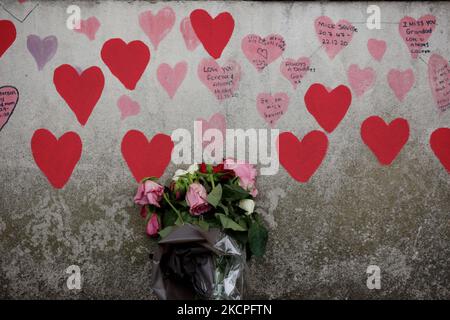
[133,159,268,300]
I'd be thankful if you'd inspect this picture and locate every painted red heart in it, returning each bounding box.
[53,64,105,126]
[277,131,328,183]
[190,9,234,59]
[121,130,174,182]
[31,129,82,189]
[304,83,352,133]
[430,128,450,173]
[101,38,150,90]
[0,20,16,58]
[361,116,409,165]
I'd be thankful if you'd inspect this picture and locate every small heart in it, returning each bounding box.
[74,17,100,41]
[198,58,241,101]
[190,9,234,59]
[0,86,19,132]
[280,57,310,89]
[277,130,329,183]
[430,128,450,173]
[180,17,200,51]
[428,53,450,112]
[347,64,376,97]
[256,92,289,128]
[139,7,175,50]
[0,20,16,59]
[121,130,174,182]
[361,116,409,165]
[31,129,82,189]
[157,61,188,99]
[399,15,436,59]
[117,95,140,120]
[367,38,387,62]
[101,38,150,90]
[315,16,356,59]
[53,64,105,126]
[27,35,58,70]
[242,34,285,72]
[387,68,415,102]
[196,112,227,149]
[304,83,352,133]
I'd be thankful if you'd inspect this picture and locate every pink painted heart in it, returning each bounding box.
[428,53,450,112]
[315,16,356,59]
[399,15,436,59]
[198,58,241,101]
[241,34,285,72]
[257,92,289,128]
[280,57,310,89]
[347,64,376,97]
[74,17,100,41]
[139,6,175,50]
[117,95,140,120]
[387,68,415,102]
[367,38,386,61]
[157,61,187,99]
[0,86,19,131]
[196,112,226,149]
[180,17,200,51]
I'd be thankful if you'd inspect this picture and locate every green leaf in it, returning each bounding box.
[217,203,229,215]
[216,213,247,231]
[222,184,249,201]
[198,219,209,231]
[162,209,177,228]
[248,221,268,257]
[207,184,222,207]
[158,226,174,238]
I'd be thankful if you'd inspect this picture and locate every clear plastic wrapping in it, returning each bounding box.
[150,224,246,300]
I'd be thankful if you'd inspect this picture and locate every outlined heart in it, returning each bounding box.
[31,129,82,189]
[198,58,241,101]
[315,16,356,59]
[74,17,100,41]
[428,53,450,112]
[190,9,234,59]
[27,35,58,71]
[304,83,352,133]
[277,130,328,183]
[180,17,200,51]
[121,130,174,182]
[157,61,188,99]
[0,86,19,132]
[367,38,386,62]
[430,128,450,173]
[139,6,175,50]
[241,34,286,72]
[256,92,289,128]
[399,15,436,59]
[347,64,376,97]
[0,20,16,58]
[280,57,310,89]
[101,38,150,90]
[361,116,409,165]
[196,112,227,149]
[387,68,415,102]
[53,64,105,126]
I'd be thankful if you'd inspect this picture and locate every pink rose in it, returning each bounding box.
[224,158,258,197]
[146,213,160,237]
[134,180,164,207]
[185,183,211,216]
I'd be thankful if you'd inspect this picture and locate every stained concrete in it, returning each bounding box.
[0,1,449,299]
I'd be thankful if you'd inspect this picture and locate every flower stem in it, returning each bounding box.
[209,174,215,188]
[163,192,184,224]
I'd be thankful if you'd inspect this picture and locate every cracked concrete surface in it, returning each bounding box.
[0,1,449,299]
